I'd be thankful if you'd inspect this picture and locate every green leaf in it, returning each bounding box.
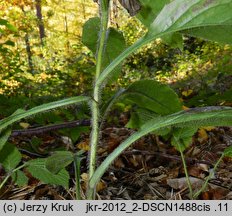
[45,151,74,174]
[171,127,198,152]
[0,19,8,25]
[82,17,100,53]
[0,19,17,32]
[82,18,126,82]
[97,1,232,88]
[126,110,143,129]
[102,27,126,82]
[27,158,69,189]
[223,146,232,157]
[30,137,45,155]
[4,40,15,46]
[137,0,171,27]
[71,126,90,143]
[137,1,184,48]
[90,107,232,189]
[146,0,232,45]
[101,88,126,118]
[0,143,21,171]
[121,80,182,115]
[125,107,159,129]
[12,170,28,187]
[0,127,11,151]
[183,26,232,45]
[0,96,90,132]
[162,32,184,49]
[5,23,17,32]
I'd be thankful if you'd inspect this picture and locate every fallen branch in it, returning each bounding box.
[11,119,90,137]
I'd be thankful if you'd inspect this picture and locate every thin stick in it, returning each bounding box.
[11,119,90,137]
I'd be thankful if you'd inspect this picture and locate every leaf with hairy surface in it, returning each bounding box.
[27,158,69,189]
[0,96,90,132]
[46,151,74,174]
[0,143,21,171]
[121,79,182,115]
[146,0,232,45]
[136,0,171,27]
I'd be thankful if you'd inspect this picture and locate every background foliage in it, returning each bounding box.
[1,0,232,111]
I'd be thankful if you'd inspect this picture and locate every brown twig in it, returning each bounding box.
[10,119,90,137]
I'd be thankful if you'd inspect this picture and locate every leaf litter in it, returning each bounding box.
[1,113,232,200]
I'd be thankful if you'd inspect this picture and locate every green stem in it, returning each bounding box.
[87,0,109,200]
[0,164,26,190]
[193,154,224,199]
[74,155,82,200]
[179,148,193,199]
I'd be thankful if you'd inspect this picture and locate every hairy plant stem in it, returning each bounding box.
[193,154,224,199]
[74,154,82,200]
[87,0,109,200]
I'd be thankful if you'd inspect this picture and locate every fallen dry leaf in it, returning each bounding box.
[77,139,90,151]
[167,177,204,190]
[198,128,209,143]
[19,122,30,129]
[81,173,107,192]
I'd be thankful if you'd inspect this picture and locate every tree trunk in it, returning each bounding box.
[62,0,70,51]
[35,0,46,46]
[24,33,34,73]
[21,6,34,74]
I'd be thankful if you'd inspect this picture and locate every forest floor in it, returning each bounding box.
[1,115,232,200]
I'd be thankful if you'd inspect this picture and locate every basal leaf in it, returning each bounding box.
[171,127,198,152]
[0,127,11,151]
[125,107,159,129]
[125,109,144,129]
[12,170,28,187]
[0,143,21,171]
[27,158,69,189]
[46,151,74,174]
